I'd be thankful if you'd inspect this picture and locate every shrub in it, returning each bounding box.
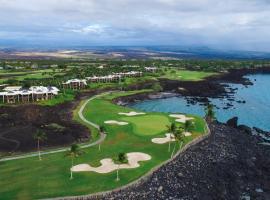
[152,82,163,92]
[45,123,66,133]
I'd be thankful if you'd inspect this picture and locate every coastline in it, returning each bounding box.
[85,121,270,200]
[47,120,211,200]
[0,67,269,199]
[2,66,268,153]
[159,67,270,100]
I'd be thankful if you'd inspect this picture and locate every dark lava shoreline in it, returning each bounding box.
[159,67,270,101]
[115,67,270,109]
[1,67,269,153]
[84,122,270,200]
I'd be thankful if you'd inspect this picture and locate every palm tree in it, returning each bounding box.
[66,144,83,180]
[33,130,47,161]
[98,126,106,151]
[166,122,176,152]
[171,128,184,158]
[205,104,215,122]
[184,120,193,132]
[116,153,127,181]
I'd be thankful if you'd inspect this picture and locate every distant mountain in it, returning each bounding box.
[144,46,270,60]
[0,46,270,60]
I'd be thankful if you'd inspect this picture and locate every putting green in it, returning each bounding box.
[122,115,170,136]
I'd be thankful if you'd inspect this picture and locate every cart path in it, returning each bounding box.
[0,93,109,162]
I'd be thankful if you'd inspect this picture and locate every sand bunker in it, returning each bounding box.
[152,132,192,144]
[151,133,175,144]
[169,114,194,123]
[118,111,146,116]
[104,120,128,125]
[71,152,151,173]
[184,132,192,136]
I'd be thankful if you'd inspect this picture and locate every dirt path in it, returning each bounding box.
[0,93,108,162]
[0,127,28,152]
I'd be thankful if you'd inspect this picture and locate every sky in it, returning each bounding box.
[0,0,270,51]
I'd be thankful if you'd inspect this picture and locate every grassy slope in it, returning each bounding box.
[37,90,76,106]
[0,90,206,200]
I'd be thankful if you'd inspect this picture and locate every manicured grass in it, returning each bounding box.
[123,115,170,136]
[0,69,66,83]
[0,90,207,199]
[161,69,218,81]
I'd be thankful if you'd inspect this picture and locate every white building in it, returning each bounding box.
[145,67,158,73]
[86,75,121,83]
[0,86,59,104]
[113,71,143,77]
[62,79,87,90]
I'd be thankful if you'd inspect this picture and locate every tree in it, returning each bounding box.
[22,81,31,89]
[115,153,127,181]
[205,104,215,122]
[66,144,83,179]
[171,127,184,158]
[184,120,193,132]
[33,130,47,161]
[4,78,18,85]
[166,122,176,152]
[98,126,106,151]
[152,82,163,92]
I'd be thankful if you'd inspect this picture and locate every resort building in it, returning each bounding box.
[0,84,9,90]
[145,67,158,73]
[113,71,143,77]
[62,79,87,90]
[0,86,59,104]
[86,71,142,83]
[86,75,122,83]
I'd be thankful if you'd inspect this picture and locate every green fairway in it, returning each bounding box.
[0,90,207,199]
[0,69,66,84]
[123,115,170,136]
[161,69,218,81]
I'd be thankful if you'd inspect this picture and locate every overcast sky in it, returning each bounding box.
[1,0,270,51]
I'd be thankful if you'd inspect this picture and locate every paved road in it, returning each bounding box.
[0,93,108,162]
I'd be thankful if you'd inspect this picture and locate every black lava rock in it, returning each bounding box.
[227,117,238,128]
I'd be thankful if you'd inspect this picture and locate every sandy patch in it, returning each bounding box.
[184,132,192,136]
[104,120,128,125]
[151,133,175,144]
[71,152,151,173]
[152,132,192,144]
[169,114,194,123]
[118,111,146,116]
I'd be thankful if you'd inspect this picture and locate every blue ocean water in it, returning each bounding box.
[130,74,270,131]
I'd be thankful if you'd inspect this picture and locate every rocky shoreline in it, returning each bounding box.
[85,122,270,200]
[159,67,270,104]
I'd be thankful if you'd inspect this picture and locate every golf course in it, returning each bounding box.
[160,69,218,81]
[0,90,207,199]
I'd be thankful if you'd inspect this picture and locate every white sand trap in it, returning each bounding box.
[118,111,146,116]
[104,120,128,125]
[71,152,151,173]
[169,114,194,123]
[151,133,175,144]
[184,132,192,137]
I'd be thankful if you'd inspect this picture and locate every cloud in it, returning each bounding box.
[71,25,107,34]
[0,0,270,51]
